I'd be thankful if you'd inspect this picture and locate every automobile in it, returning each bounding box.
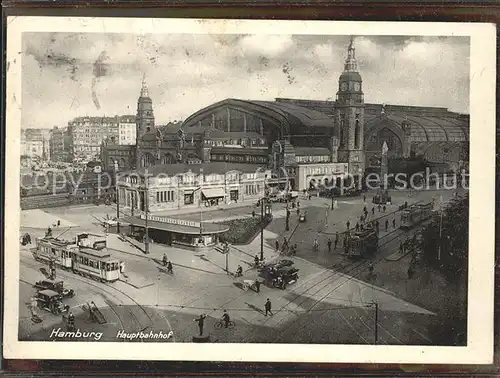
[35,289,70,315]
[34,279,75,299]
[272,266,300,288]
[258,259,295,274]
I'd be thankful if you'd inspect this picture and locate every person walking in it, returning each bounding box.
[372,207,375,215]
[265,298,273,316]
[383,205,386,213]
[363,195,366,203]
[385,219,389,232]
[334,237,338,250]
[166,261,173,274]
[254,255,260,267]
[194,314,206,336]
[275,240,279,252]
[368,262,374,276]
[399,241,404,254]
[378,204,381,212]
[327,239,332,253]
[252,210,256,217]
[254,280,261,293]
[355,222,360,232]
[392,218,396,228]
[375,220,380,232]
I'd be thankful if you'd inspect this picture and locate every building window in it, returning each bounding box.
[184,192,194,205]
[157,190,174,203]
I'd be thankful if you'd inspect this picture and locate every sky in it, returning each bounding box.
[22,33,470,129]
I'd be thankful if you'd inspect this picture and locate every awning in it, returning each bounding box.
[120,216,229,235]
[202,188,226,199]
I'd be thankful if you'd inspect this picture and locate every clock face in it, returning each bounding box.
[341,83,348,91]
[354,82,361,91]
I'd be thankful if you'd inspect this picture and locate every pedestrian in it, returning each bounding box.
[166,261,173,274]
[385,219,389,232]
[57,220,61,227]
[378,204,381,212]
[120,261,125,275]
[68,311,75,328]
[363,195,366,203]
[372,207,375,215]
[313,238,319,251]
[407,267,413,279]
[254,255,260,267]
[383,205,386,213]
[355,222,360,232]
[346,220,350,230]
[265,298,273,316]
[375,220,380,232]
[334,238,338,250]
[392,218,396,228]
[252,210,256,217]
[275,239,279,251]
[254,280,261,293]
[368,262,374,275]
[360,224,364,231]
[194,314,206,336]
[296,208,300,216]
[46,227,52,237]
[327,239,332,253]
[363,206,367,213]
[399,241,404,254]
[297,200,300,209]
[236,265,243,277]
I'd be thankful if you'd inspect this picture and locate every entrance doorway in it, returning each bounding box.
[230,190,239,202]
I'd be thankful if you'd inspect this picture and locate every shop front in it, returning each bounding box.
[201,188,226,207]
[120,214,229,252]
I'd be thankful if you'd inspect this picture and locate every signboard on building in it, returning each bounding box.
[139,214,200,228]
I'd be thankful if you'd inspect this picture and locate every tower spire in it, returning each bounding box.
[344,36,358,72]
[141,73,149,97]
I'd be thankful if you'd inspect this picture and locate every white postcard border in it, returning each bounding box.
[4,17,496,363]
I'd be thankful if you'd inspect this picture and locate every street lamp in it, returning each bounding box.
[114,161,120,234]
[260,197,272,261]
[137,176,150,254]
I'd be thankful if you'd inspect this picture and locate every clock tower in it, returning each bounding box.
[335,37,365,175]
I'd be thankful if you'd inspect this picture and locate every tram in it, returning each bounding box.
[33,232,120,282]
[400,202,433,229]
[343,228,378,259]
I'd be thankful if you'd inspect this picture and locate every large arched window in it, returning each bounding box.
[161,153,176,164]
[140,152,155,168]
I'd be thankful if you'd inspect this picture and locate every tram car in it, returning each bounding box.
[400,202,433,229]
[343,228,378,259]
[33,232,120,282]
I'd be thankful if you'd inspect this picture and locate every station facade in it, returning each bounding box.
[116,162,273,213]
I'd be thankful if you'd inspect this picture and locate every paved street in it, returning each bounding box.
[19,188,464,344]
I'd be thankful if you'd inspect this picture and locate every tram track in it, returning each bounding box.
[264,224,426,344]
[20,255,165,339]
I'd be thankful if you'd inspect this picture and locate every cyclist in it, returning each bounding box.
[222,310,231,328]
[162,253,168,266]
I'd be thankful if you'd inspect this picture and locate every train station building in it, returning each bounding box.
[102,39,469,193]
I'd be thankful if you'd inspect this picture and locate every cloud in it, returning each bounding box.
[20,33,470,129]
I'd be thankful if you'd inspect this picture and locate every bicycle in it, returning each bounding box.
[214,320,236,329]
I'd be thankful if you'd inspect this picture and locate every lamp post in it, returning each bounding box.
[114,161,120,234]
[260,198,265,261]
[137,176,150,254]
